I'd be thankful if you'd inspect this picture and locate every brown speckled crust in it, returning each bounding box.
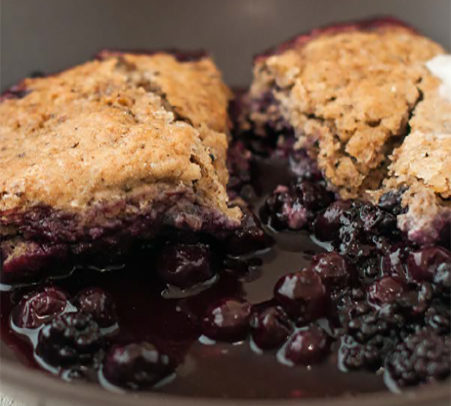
[0,52,241,279]
[0,53,236,216]
[249,20,445,199]
[248,19,450,243]
[379,76,451,244]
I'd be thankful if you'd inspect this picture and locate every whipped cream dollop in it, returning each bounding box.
[426,54,451,102]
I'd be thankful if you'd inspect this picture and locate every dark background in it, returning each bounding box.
[1,0,450,87]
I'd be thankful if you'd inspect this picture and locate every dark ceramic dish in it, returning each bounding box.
[1,1,450,405]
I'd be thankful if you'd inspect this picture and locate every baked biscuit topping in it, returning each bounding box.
[249,21,445,198]
[248,19,450,243]
[0,52,241,280]
[380,68,451,243]
[0,53,238,220]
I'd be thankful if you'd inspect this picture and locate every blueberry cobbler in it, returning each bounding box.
[1,19,450,399]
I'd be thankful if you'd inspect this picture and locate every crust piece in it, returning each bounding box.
[0,52,241,281]
[247,18,450,244]
[249,19,445,198]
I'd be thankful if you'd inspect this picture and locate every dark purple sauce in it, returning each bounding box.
[1,152,449,398]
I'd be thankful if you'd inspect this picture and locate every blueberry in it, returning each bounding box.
[1,85,29,100]
[274,269,326,323]
[396,282,433,316]
[36,312,103,367]
[425,302,451,335]
[380,244,410,281]
[74,288,117,328]
[313,200,352,241]
[292,180,332,211]
[11,287,68,329]
[201,298,251,341]
[378,189,404,215]
[226,209,271,255]
[156,243,213,288]
[367,277,406,307]
[226,140,253,200]
[358,202,396,235]
[264,186,307,230]
[103,342,173,390]
[289,149,322,181]
[283,326,329,365]
[250,304,293,349]
[310,252,352,288]
[407,246,451,282]
[433,262,451,298]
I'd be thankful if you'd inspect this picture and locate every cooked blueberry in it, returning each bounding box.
[250,304,293,349]
[313,200,352,241]
[226,140,253,200]
[433,262,451,297]
[310,252,352,288]
[292,180,332,211]
[274,269,326,323]
[289,149,322,181]
[385,331,450,388]
[264,186,307,230]
[358,202,397,235]
[36,312,102,367]
[156,243,213,288]
[283,326,329,365]
[381,244,410,281]
[74,288,117,328]
[378,189,404,215]
[367,277,406,307]
[103,341,173,390]
[396,282,433,316]
[407,246,451,282]
[226,209,271,255]
[1,84,29,100]
[355,255,382,283]
[424,302,451,335]
[201,298,251,341]
[11,287,68,329]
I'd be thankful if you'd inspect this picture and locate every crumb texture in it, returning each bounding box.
[381,74,451,244]
[250,24,445,198]
[249,21,450,243]
[0,53,238,221]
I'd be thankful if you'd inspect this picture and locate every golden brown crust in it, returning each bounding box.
[377,76,451,243]
[250,25,445,198]
[0,53,240,222]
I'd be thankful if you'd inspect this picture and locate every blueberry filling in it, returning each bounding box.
[0,91,450,399]
[156,243,214,289]
[11,286,69,329]
[74,288,117,328]
[250,303,293,349]
[201,298,251,341]
[102,342,174,390]
[282,325,330,365]
[36,312,103,367]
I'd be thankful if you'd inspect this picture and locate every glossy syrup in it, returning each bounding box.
[0,157,387,399]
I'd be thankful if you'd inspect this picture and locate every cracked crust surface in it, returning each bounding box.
[248,19,450,243]
[0,52,239,221]
[380,75,451,244]
[0,52,242,280]
[249,20,445,199]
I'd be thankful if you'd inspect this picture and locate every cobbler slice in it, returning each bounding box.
[0,52,241,282]
[246,18,450,244]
